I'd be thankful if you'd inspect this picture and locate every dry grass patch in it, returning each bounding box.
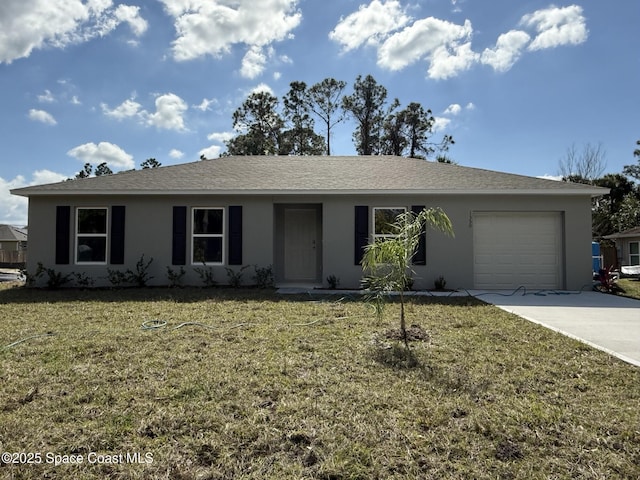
[1,285,639,479]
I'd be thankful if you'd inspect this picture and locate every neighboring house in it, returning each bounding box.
[11,156,607,290]
[604,226,640,274]
[0,224,27,251]
[0,224,27,266]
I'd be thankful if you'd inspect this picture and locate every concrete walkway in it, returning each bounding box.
[476,290,640,367]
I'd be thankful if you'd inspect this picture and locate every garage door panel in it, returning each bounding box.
[474,212,563,290]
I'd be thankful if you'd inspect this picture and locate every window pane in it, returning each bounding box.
[194,209,223,234]
[630,243,639,255]
[193,237,223,264]
[77,237,106,263]
[78,209,107,234]
[375,208,404,235]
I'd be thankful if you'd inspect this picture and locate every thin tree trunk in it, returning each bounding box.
[400,290,408,348]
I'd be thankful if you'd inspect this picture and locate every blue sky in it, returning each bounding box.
[2,0,638,225]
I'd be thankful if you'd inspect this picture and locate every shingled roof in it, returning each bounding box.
[11,155,607,196]
[0,225,27,242]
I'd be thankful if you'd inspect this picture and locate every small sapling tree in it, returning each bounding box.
[361,208,454,346]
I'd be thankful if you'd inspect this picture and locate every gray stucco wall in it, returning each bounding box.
[24,193,594,290]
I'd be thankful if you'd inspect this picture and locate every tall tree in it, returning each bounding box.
[381,101,455,159]
[622,139,640,181]
[403,102,454,159]
[559,142,607,182]
[591,173,636,237]
[307,78,347,155]
[281,81,325,155]
[75,162,112,179]
[342,74,387,155]
[226,91,284,155]
[141,158,162,169]
[94,162,113,176]
[380,99,406,156]
[75,163,93,179]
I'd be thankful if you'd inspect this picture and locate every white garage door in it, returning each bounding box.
[473,212,563,290]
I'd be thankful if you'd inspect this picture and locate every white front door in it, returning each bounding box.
[284,208,318,281]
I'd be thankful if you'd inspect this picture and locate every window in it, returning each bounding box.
[192,208,224,264]
[630,242,640,266]
[76,208,108,264]
[373,207,406,241]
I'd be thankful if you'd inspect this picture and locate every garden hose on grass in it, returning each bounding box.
[453,284,594,298]
[2,333,56,350]
[141,319,168,330]
[141,320,250,331]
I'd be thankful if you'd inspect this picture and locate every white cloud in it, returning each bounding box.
[101,93,189,131]
[1,176,29,225]
[207,131,235,143]
[199,145,222,160]
[38,89,55,103]
[538,174,563,181]
[67,141,135,169]
[0,0,148,64]
[250,83,274,96]
[331,3,587,80]
[240,45,269,79]
[193,97,218,112]
[433,117,451,132]
[435,101,475,132]
[169,149,184,159]
[114,4,148,37]
[146,93,188,131]
[28,109,57,125]
[377,18,476,78]
[1,170,68,225]
[101,98,143,120]
[521,5,588,51]
[444,104,462,116]
[481,30,531,72]
[329,0,410,52]
[160,0,301,62]
[428,41,478,80]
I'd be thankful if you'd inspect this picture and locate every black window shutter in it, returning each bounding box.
[110,206,126,264]
[55,206,71,265]
[411,205,426,265]
[228,206,243,265]
[354,205,369,265]
[172,206,187,265]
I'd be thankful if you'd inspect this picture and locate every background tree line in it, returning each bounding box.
[559,140,640,237]
[223,74,454,161]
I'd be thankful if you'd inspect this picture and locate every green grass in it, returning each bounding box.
[619,278,640,300]
[1,285,639,479]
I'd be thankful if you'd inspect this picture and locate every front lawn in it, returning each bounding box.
[619,278,640,300]
[1,285,639,479]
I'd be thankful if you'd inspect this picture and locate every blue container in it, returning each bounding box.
[592,242,601,272]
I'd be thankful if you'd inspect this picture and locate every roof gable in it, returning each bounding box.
[11,155,608,197]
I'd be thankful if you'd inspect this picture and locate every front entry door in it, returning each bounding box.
[283,208,319,281]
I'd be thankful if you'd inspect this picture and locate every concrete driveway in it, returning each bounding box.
[477,290,640,367]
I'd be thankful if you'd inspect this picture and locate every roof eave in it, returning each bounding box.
[11,188,607,197]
